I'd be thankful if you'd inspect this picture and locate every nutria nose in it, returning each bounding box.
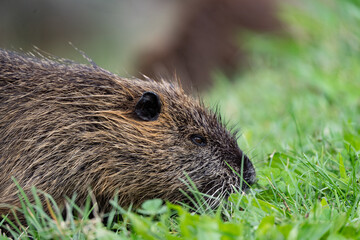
[238,153,256,186]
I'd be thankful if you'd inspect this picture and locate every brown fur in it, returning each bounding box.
[0,49,255,219]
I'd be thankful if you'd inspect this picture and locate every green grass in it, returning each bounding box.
[1,0,360,239]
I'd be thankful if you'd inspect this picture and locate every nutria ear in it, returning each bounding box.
[135,92,161,121]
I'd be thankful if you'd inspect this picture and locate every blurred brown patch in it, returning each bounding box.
[136,0,281,92]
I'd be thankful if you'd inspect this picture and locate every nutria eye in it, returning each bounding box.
[190,134,207,146]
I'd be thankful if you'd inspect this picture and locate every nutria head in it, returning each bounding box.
[0,49,255,214]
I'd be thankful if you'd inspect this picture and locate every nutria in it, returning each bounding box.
[0,49,255,220]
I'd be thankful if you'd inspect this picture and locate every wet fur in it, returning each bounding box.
[0,49,255,218]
